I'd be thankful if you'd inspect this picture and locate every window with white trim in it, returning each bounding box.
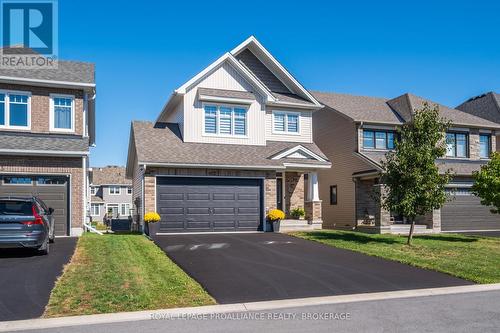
[50,95,74,132]
[120,203,131,216]
[0,91,30,129]
[273,111,300,134]
[127,187,132,195]
[90,203,100,216]
[90,186,97,195]
[109,186,121,195]
[203,105,247,136]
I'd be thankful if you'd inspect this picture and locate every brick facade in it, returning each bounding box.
[0,83,85,135]
[0,156,85,232]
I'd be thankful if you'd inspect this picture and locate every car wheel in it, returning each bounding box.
[38,239,50,255]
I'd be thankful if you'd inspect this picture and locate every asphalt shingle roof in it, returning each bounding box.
[0,132,89,152]
[91,166,131,185]
[131,121,330,168]
[198,87,255,100]
[456,92,500,124]
[313,91,500,128]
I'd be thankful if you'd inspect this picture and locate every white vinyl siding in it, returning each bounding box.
[182,62,266,145]
[265,109,313,143]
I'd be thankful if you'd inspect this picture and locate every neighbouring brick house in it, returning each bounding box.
[312,91,500,234]
[89,166,133,222]
[126,36,331,234]
[0,60,95,236]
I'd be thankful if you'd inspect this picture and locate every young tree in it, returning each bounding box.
[380,103,452,245]
[472,152,500,214]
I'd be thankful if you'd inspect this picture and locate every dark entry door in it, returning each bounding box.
[156,177,262,233]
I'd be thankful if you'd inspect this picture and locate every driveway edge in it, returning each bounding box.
[2,283,500,332]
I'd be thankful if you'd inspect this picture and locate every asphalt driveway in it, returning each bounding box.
[154,233,472,304]
[0,237,77,321]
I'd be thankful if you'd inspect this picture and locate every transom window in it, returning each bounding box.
[50,95,74,132]
[479,134,491,159]
[2,176,32,185]
[273,111,299,134]
[109,186,121,195]
[446,132,468,158]
[0,91,30,129]
[204,105,247,136]
[363,130,395,150]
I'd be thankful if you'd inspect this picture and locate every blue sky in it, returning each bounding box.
[58,0,500,167]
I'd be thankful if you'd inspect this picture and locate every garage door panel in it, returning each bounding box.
[0,175,69,236]
[156,177,262,233]
[442,193,500,231]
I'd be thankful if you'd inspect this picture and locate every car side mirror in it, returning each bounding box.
[48,207,54,215]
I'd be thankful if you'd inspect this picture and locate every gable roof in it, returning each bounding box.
[157,37,321,122]
[91,166,131,186]
[456,92,500,124]
[126,121,330,176]
[313,91,500,128]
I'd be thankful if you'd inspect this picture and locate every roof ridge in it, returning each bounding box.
[310,90,389,101]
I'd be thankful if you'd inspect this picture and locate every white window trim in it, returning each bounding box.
[90,203,101,217]
[49,93,75,133]
[271,110,300,135]
[109,186,121,195]
[0,90,32,130]
[120,203,131,216]
[202,103,248,138]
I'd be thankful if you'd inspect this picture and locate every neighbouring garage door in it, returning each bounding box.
[0,175,70,236]
[156,177,263,233]
[442,188,500,231]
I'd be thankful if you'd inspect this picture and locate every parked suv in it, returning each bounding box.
[0,196,55,255]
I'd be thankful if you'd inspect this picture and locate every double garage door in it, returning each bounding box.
[442,188,500,231]
[0,175,70,236]
[156,177,263,233]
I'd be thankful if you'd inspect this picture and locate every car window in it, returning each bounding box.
[0,200,33,215]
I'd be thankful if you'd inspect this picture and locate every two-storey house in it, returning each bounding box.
[89,166,133,222]
[312,91,500,234]
[126,37,331,234]
[0,59,95,236]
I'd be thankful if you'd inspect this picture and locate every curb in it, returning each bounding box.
[2,283,500,332]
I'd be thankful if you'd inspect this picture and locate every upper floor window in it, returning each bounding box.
[273,111,299,134]
[90,186,97,195]
[446,132,468,158]
[127,187,132,195]
[363,130,395,150]
[50,95,75,132]
[479,134,491,159]
[109,186,121,195]
[203,105,247,136]
[0,91,31,129]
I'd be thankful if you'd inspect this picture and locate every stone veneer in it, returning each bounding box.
[284,172,304,216]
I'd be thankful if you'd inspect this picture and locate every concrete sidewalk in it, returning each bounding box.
[2,283,500,332]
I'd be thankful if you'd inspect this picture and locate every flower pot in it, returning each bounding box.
[273,219,281,232]
[145,222,160,237]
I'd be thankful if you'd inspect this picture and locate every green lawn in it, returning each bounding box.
[292,230,500,284]
[44,233,215,317]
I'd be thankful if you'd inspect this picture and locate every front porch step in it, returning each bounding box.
[277,219,322,233]
[389,224,432,235]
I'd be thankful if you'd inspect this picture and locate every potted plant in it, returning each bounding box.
[290,207,306,220]
[144,212,161,236]
[267,209,285,232]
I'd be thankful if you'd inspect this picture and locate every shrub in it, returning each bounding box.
[290,207,305,218]
[144,212,161,223]
[267,209,285,221]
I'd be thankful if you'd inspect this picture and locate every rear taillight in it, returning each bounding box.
[21,205,44,225]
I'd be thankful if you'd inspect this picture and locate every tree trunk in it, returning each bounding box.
[407,219,415,246]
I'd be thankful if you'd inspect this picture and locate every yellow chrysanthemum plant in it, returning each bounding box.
[267,209,285,222]
[144,212,161,223]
